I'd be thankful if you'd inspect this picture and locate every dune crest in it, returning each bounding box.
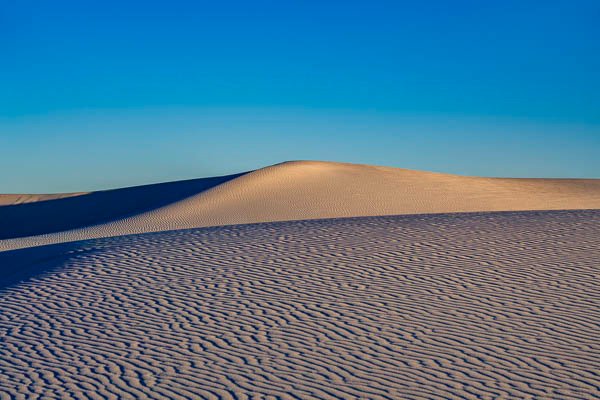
[1,160,600,251]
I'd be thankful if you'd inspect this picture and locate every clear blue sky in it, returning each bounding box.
[2,1,599,192]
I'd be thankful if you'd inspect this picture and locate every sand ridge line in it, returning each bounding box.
[1,160,600,252]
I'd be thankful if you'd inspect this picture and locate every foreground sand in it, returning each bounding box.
[2,161,600,251]
[1,210,599,399]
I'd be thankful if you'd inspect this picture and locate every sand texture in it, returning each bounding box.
[1,210,599,399]
[0,193,88,206]
[2,161,600,251]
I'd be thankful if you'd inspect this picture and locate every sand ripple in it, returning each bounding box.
[1,210,599,399]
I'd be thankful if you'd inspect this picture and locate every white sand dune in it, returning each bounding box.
[2,160,600,251]
[0,173,241,244]
[1,161,599,398]
[1,210,599,399]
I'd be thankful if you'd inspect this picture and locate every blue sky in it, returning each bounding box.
[1,1,599,192]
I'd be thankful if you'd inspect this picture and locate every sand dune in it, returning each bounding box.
[0,174,242,241]
[0,192,87,206]
[1,210,599,399]
[1,161,599,398]
[2,160,600,251]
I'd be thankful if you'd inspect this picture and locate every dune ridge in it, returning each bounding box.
[1,160,600,251]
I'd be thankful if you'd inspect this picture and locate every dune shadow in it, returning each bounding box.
[0,241,85,290]
[0,172,245,240]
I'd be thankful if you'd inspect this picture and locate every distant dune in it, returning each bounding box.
[0,174,242,241]
[1,160,599,251]
[0,192,87,206]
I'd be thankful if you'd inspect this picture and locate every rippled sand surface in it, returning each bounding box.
[2,210,599,399]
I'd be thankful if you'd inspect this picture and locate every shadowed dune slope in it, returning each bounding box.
[1,160,600,251]
[1,210,599,399]
[0,173,243,240]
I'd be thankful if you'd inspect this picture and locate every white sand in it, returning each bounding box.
[1,161,599,399]
[2,160,600,251]
[1,211,599,399]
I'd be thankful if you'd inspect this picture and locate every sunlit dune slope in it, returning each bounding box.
[0,192,87,206]
[1,160,599,251]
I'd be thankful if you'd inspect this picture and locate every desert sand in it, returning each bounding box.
[0,192,87,206]
[1,161,600,399]
[1,160,600,251]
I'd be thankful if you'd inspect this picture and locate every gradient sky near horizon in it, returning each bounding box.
[2,1,599,192]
